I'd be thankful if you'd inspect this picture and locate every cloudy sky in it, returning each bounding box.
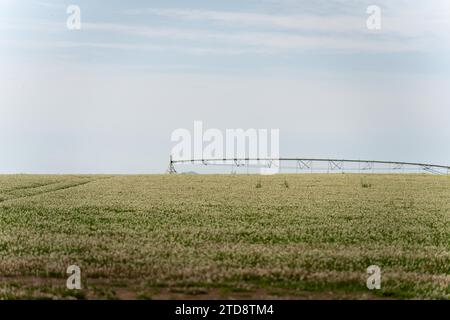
[1,0,449,173]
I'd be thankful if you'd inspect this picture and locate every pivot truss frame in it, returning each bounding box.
[167,157,450,175]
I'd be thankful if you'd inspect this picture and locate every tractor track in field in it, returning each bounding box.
[0,176,116,204]
[1,181,65,193]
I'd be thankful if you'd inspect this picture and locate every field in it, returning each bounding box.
[0,174,449,299]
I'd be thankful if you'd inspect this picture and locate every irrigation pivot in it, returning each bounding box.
[168,157,450,174]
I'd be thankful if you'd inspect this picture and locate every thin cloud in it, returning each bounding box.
[126,8,365,32]
[83,22,429,54]
[0,38,267,56]
[126,7,450,40]
[2,3,449,57]
[1,20,434,55]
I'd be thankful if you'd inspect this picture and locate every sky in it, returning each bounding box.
[1,0,450,173]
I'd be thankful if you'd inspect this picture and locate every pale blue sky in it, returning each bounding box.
[1,0,450,173]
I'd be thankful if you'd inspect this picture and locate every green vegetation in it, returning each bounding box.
[0,174,449,299]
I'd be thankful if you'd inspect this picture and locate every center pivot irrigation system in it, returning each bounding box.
[167,157,450,175]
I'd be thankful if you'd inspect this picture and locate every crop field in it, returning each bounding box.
[0,174,449,299]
